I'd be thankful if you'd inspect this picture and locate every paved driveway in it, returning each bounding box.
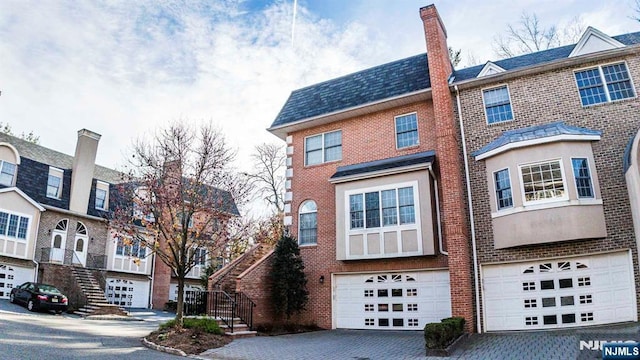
[201,323,640,360]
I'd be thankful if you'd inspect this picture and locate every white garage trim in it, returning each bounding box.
[0,263,34,299]
[105,278,150,308]
[333,269,451,330]
[169,283,204,302]
[481,250,637,331]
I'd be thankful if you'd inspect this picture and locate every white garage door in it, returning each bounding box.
[483,251,637,331]
[334,271,451,330]
[105,278,150,308]
[0,264,34,299]
[169,283,204,302]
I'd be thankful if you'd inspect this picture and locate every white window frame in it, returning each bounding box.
[573,61,637,107]
[298,200,317,246]
[394,112,419,149]
[304,130,342,166]
[481,84,514,125]
[518,158,569,206]
[95,181,109,210]
[46,167,64,199]
[0,160,17,187]
[492,167,514,211]
[0,209,31,242]
[570,157,595,199]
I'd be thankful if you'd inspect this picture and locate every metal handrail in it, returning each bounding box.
[183,290,256,332]
[39,247,106,269]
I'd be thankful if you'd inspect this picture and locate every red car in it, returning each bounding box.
[10,282,68,314]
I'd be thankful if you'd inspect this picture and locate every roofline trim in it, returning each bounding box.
[453,44,640,89]
[329,163,432,184]
[474,134,601,161]
[267,88,432,139]
[41,204,108,222]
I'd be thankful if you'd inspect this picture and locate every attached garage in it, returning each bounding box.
[0,264,34,299]
[105,278,150,308]
[482,251,637,331]
[334,270,451,330]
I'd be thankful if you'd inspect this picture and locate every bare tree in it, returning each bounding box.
[493,12,585,58]
[246,143,286,214]
[0,122,39,144]
[110,122,248,327]
[634,0,640,22]
[448,47,462,68]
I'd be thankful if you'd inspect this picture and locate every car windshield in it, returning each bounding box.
[38,285,62,294]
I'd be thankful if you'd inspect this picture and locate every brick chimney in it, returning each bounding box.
[421,5,475,332]
[69,129,101,214]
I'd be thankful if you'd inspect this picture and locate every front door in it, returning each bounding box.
[51,231,66,263]
[73,236,87,266]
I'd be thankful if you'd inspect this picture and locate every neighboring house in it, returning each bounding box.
[0,129,239,311]
[228,4,640,332]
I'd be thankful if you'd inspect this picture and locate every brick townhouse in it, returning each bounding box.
[0,129,237,312]
[227,4,640,333]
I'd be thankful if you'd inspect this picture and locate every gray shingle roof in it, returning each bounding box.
[271,54,430,127]
[270,31,640,128]
[0,132,123,183]
[471,121,602,158]
[331,150,435,180]
[454,32,640,82]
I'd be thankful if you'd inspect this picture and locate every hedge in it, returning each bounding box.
[424,316,465,349]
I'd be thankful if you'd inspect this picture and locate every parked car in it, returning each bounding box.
[10,282,68,314]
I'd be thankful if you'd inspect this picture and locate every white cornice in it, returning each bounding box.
[0,187,44,211]
[329,163,431,184]
[569,26,625,58]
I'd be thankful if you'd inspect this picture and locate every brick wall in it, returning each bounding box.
[458,53,640,324]
[235,252,276,328]
[36,210,109,263]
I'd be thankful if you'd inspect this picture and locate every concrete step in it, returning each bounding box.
[224,330,257,338]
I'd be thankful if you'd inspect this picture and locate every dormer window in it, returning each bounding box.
[95,181,109,210]
[0,161,16,186]
[46,167,64,199]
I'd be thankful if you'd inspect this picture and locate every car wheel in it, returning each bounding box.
[9,293,14,303]
[55,310,63,315]
[27,300,36,312]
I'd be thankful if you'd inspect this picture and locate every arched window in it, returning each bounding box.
[298,200,317,245]
[76,221,87,235]
[55,219,68,231]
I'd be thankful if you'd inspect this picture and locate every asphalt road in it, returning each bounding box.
[0,299,181,360]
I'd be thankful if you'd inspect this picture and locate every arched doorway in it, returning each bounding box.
[50,219,68,263]
[73,222,88,266]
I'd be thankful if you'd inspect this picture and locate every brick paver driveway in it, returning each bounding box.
[201,323,640,360]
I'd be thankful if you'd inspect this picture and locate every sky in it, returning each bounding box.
[1,0,639,215]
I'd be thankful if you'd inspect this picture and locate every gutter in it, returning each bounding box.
[427,167,446,256]
[454,85,482,334]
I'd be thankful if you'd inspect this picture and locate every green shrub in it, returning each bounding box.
[424,317,466,349]
[159,317,223,335]
[441,317,465,338]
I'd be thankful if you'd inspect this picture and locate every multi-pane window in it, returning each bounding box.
[571,158,594,198]
[46,167,64,199]
[116,238,147,258]
[395,113,419,148]
[95,181,109,210]
[520,160,566,203]
[574,62,635,106]
[349,186,415,229]
[305,130,342,166]
[0,211,28,240]
[483,85,513,124]
[494,169,513,210]
[299,200,317,245]
[0,161,16,186]
[194,248,207,266]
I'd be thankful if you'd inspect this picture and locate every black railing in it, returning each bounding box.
[38,247,106,269]
[183,290,256,332]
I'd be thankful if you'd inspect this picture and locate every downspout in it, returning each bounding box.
[31,209,44,282]
[454,85,483,334]
[427,167,446,256]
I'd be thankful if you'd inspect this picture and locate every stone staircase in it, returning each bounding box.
[208,301,256,338]
[210,243,273,293]
[71,266,127,317]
